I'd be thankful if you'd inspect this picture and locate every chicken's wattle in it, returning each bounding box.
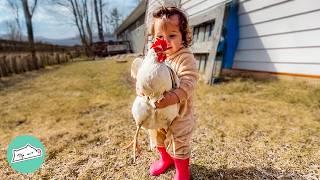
[151,38,168,63]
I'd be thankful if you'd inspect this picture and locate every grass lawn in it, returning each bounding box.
[0,57,319,179]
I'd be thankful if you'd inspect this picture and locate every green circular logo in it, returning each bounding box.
[7,135,45,174]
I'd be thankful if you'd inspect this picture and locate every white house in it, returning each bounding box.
[116,0,320,83]
[114,0,147,53]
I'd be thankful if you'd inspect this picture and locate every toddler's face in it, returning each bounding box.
[153,15,183,56]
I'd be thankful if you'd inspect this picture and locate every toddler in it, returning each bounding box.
[147,6,199,180]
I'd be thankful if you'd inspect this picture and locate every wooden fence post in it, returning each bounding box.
[62,54,67,63]
[11,56,18,74]
[49,54,54,65]
[5,55,13,75]
[23,55,29,72]
[60,54,64,64]
[16,55,22,73]
[26,54,33,71]
[67,52,71,62]
[0,56,3,77]
[19,55,28,73]
[38,54,44,68]
[0,56,9,77]
[66,53,70,62]
[44,54,49,66]
[56,53,60,64]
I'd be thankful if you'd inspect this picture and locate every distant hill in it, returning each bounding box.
[36,36,81,46]
[0,34,116,46]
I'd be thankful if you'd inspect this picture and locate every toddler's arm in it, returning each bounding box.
[174,53,199,101]
[155,54,198,108]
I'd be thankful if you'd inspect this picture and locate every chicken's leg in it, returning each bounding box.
[133,125,141,162]
[123,125,142,162]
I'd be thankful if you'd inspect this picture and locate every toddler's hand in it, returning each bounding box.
[155,91,179,109]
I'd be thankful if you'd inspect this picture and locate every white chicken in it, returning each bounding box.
[125,38,181,162]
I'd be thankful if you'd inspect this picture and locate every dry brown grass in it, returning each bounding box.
[0,57,319,179]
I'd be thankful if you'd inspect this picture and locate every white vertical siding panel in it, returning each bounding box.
[182,0,223,10]
[236,0,320,76]
[181,0,226,17]
[233,62,320,76]
[238,0,290,14]
[240,10,320,38]
[128,25,145,53]
[181,0,191,5]
[239,0,320,26]
[234,48,320,64]
[238,29,320,50]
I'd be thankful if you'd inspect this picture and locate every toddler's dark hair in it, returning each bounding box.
[151,6,192,47]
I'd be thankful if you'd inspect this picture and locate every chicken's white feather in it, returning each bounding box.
[127,47,180,162]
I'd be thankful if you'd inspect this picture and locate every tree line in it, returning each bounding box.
[5,0,122,62]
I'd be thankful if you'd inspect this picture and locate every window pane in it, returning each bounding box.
[193,27,199,42]
[208,22,214,39]
[193,28,196,41]
[194,54,201,70]
[204,24,210,41]
[204,54,208,70]
[199,26,205,42]
[200,55,205,72]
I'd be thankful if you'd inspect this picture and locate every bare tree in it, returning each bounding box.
[93,0,104,41]
[84,0,93,45]
[7,0,22,41]
[5,20,20,41]
[110,8,120,33]
[53,0,94,57]
[21,0,39,69]
[104,14,111,34]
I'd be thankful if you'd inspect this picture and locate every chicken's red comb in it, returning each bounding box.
[151,38,168,63]
[151,38,167,52]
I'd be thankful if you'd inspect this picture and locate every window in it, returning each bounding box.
[195,56,200,70]
[194,54,208,73]
[192,21,215,42]
[208,23,213,40]
[198,26,205,42]
[193,27,199,42]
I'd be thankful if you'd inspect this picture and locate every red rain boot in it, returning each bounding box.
[173,158,190,180]
[149,147,174,176]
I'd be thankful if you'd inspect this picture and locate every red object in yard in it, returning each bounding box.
[151,38,168,63]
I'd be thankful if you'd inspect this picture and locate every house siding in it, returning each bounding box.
[118,0,320,77]
[234,0,320,76]
[181,0,227,83]
[181,0,320,76]
[181,0,226,17]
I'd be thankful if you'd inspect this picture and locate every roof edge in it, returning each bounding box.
[115,0,147,35]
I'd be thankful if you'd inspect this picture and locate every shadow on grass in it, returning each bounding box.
[215,74,279,85]
[191,164,303,180]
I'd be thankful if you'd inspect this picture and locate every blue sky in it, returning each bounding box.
[0,0,139,39]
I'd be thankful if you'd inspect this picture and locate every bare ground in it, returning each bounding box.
[0,57,319,179]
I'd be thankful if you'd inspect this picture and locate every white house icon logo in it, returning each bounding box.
[11,144,42,163]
